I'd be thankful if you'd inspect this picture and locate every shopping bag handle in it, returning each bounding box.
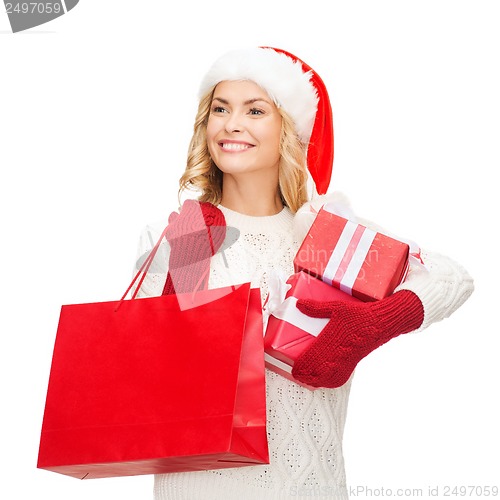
[116,217,234,312]
[116,224,170,309]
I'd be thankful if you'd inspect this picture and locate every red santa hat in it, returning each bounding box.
[199,47,334,195]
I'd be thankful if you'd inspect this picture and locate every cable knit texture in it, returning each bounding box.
[394,249,474,332]
[130,197,474,500]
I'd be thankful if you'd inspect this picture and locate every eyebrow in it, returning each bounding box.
[212,97,271,106]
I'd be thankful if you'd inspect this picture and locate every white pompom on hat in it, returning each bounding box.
[198,47,334,195]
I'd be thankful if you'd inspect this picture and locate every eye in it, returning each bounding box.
[249,108,264,116]
[211,105,227,114]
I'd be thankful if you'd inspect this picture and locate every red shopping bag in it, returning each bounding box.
[37,228,268,479]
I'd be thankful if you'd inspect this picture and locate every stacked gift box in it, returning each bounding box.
[264,204,410,387]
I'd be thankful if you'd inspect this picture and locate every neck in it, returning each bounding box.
[220,172,283,216]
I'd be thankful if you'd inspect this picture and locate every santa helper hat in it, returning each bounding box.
[198,47,334,195]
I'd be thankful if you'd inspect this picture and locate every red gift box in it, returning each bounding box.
[264,272,361,386]
[294,205,409,301]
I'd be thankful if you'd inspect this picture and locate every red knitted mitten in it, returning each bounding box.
[161,200,226,295]
[291,290,424,388]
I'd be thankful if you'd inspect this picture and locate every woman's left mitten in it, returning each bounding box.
[291,290,424,388]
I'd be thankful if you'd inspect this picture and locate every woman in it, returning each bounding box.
[135,47,474,499]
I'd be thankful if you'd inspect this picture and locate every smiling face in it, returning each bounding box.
[206,80,282,179]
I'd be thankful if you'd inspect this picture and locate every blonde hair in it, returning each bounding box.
[179,87,309,213]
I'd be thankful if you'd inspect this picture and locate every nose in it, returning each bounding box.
[224,112,244,133]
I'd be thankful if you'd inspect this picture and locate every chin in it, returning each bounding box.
[217,160,257,174]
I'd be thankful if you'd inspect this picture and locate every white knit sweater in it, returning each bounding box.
[134,199,474,500]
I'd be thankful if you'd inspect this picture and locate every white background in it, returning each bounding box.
[1,1,498,498]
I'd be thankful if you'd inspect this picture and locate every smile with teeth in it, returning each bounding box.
[219,142,254,151]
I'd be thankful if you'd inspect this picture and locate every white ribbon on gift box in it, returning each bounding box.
[264,353,294,375]
[266,297,329,376]
[271,296,330,336]
[322,218,377,295]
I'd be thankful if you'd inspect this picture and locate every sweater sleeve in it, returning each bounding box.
[394,249,474,333]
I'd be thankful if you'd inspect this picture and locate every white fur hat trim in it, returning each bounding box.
[199,47,319,143]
